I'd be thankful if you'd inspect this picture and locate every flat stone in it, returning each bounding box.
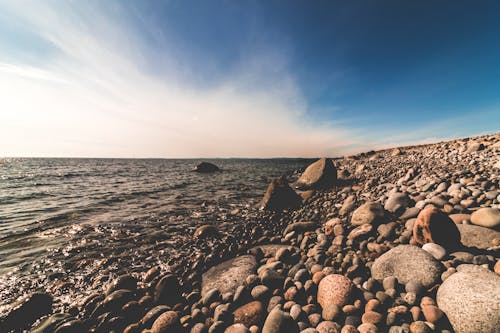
[371,245,443,289]
[470,208,500,229]
[202,255,257,296]
[457,224,500,249]
[437,265,500,333]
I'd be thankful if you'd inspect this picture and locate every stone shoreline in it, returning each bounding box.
[1,133,499,333]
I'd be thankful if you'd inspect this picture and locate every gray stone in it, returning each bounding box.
[457,224,500,249]
[384,192,412,214]
[202,255,257,296]
[350,202,385,226]
[470,208,500,229]
[422,243,447,260]
[371,245,443,289]
[437,265,500,333]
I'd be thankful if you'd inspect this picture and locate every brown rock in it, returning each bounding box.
[316,320,342,333]
[150,311,181,333]
[233,301,265,327]
[495,260,500,275]
[351,202,385,226]
[317,274,353,308]
[259,177,301,211]
[297,158,337,189]
[413,207,461,249]
[361,311,383,325]
[194,225,219,239]
[449,213,471,224]
[421,304,444,323]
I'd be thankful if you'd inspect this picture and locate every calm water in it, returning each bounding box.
[0,158,310,277]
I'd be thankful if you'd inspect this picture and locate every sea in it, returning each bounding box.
[0,157,312,312]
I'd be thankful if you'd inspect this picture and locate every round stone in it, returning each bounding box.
[317,274,353,309]
[233,301,265,328]
[437,265,500,333]
[413,207,461,249]
[371,245,443,289]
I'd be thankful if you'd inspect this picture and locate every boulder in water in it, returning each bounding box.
[193,162,220,173]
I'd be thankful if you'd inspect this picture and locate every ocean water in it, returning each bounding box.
[0,158,311,310]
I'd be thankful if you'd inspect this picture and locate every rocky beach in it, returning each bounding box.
[1,132,499,333]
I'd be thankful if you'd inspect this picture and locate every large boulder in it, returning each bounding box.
[296,158,337,189]
[413,207,461,250]
[470,208,500,229]
[317,274,353,308]
[202,255,257,297]
[194,162,220,173]
[437,265,500,333]
[457,224,500,249]
[371,245,443,289]
[350,202,385,226]
[259,177,301,211]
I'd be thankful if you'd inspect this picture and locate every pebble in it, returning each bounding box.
[421,243,447,260]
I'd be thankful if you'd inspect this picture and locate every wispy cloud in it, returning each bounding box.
[0,1,362,158]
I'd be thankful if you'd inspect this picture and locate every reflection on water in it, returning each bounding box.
[0,157,311,312]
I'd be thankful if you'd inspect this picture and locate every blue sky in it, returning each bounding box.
[0,1,499,157]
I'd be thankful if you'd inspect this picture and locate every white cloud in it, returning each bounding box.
[0,1,363,158]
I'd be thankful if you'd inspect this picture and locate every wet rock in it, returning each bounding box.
[155,275,182,305]
[53,319,85,333]
[351,202,385,226]
[194,162,220,173]
[296,158,337,189]
[202,255,257,297]
[106,274,137,295]
[317,274,353,308]
[284,221,317,234]
[470,208,500,229]
[437,265,500,333]
[413,207,461,249]
[194,225,220,239]
[259,177,302,211]
[150,311,181,333]
[262,307,299,333]
[371,245,443,289]
[233,301,265,327]
[0,292,53,331]
[457,224,500,249]
[30,313,72,333]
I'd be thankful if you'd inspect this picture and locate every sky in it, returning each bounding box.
[0,0,499,158]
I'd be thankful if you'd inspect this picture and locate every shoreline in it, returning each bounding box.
[1,132,499,333]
